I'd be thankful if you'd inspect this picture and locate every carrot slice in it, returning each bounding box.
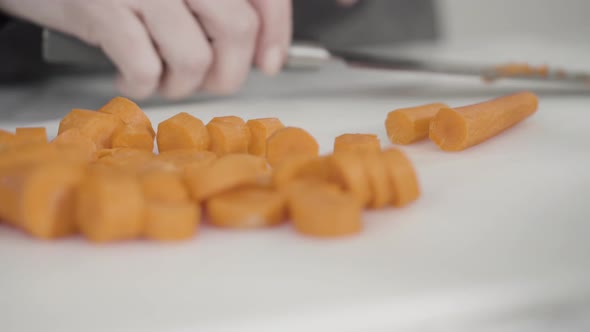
[272,155,334,189]
[144,202,200,241]
[0,144,58,169]
[15,127,48,145]
[334,133,381,154]
[328,152,371,206]
[111,125,154,151]
[288,185,362,237]
[382,148,420,207]
[141,170,189,203]
[185,154,270,202]
[156,149,217,172]
[95,148,155,172]
[157,112,210,152]
[363,152,393,209]
[206,117,250,156]
[246,118,285,156]
[52,128,97,161]
[386,103,449,144]
[0,129,15,150]
[76,168,144,242]
[58,109,123,149]
[206,187,286,229]
[429,91,539,151]
[99,96,155,137]
[266,127,319,167]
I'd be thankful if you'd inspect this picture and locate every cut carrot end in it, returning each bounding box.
[429,108,468,151]
[333,133,380,154]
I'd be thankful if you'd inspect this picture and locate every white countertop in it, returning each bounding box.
[1,39,589,332]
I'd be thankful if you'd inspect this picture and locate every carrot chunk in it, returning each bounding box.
[141,170,189,203]
[111,125,154,151]
[98,96,155,137]
[15,127,48,145]
[364,152,393,209]
[0,129,15,150]
[246,118,285,156]
[58,109,123,149]
[328,152,371,206]
[288,185,362,237]
[0,144,58,169]
[272,155,333,189]
[94,148,155,171]
[157,112,210,152]
[429,91,539,151]
[52,128,97,161]
[386,103,449,144]
[207,187,286,229]
[334,133,381,154]
[156,149,217,172]
[266,127,319,167]
[206,116,250,156]
[144,202,200,241]
[382,148,420,207]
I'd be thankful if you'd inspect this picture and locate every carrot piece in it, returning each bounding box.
[156,112,210,152]
[246,118,285,156]
[52,128,97,161]
[111,125,154,151]
[385,103,449,144]
[94,148,155,172]
[288,185,362,237]
[363,152,393,209]
[0,144,58,169]
[206,116,250,156]
[0,167,30,226]
[266,127,319,168]
[272,155,334,189]
[206,187,286,229]
[185,154,270,202]
[143,202,199,241]
[15,127,48,145]
[58,109,123,149]
[156,149,217,172]
[328,152,371,206]
[98,96,155,137]
[0,129,15,150]
[382,148,420,207]
[141,170,189,203]
[429,91,539,151]
[76,168,144,242]
[334,133,381,154]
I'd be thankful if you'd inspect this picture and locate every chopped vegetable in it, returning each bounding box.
[246,118,285,156]
[207,187,285,228]
[157,112,210,152]
[58,109,123,149]
[99,96,155,137]
[382,148,420,207]
[144,202,200,241]
[206,116,250,156]
[334,133,381,154]
[328,151,371,206]
[386,103,449,144]
[111,125,155,151]
[266,127,319,167]
[363,152,393,209]
[15,127,48,145]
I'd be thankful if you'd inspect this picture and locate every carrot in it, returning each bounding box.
[382,148,420,207]
[206,116,250,156]
[156,112,210,153]
[266,127,319,167]
[288,185,362,237]
[144,202,200,241]
[429,91,539,151]
[156,149,217,172]
[141,170,190,203]
[111,125,154,151]
[0,129,15,150]
[58,109,123,149]
[363,152,393,209]
[98,96,155,137]
[15,127,48,145]
[328,152,371,206]
[185,154,270,202]
[385,103,449,144]
[95,148,155,171]
[246,118,285,156]
[76,168,144,242]
[0,143,58,169]
[334,133,381,153]
[206,187,286,229]
[272,155,333,189]
[51,128,98,161]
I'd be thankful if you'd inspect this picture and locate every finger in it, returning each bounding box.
[186,0,259,95]
[249,0,292,76]
[140,0,212,100]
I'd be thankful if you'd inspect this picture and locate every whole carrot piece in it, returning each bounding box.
[429,91,539,151]
[386,103,448,144]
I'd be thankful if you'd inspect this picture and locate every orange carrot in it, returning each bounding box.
[99,96,155,137]
[206,116,250,156]
[429,91,539,151]
[246,118,285,156]
[15,127,48,145]
[334,133,381,153]
[185,154,270,202]
[206,187,286,229]
[58,109,123,149]
[156,112,210,152]
[381,148,420,207]
[0,143,58,169]
[266,127,319,167]
[328,152,371,206]
[156,149,217,172]
[363,152,393,209]
[141,170,190,203]
[94,148,155,172]
[144,202,200,241]
[51,128,97,161]
[288,185,362,237]
[0,129,15,149]
[386,103,449,144]
[272,155,333,189]
[111,125,154,151]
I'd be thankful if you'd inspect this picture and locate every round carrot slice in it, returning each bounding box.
[206,120,250,156]
[58,109,123,149]
[157,112,210,152]
[156,149,217,171]
[99,96,155,137]
[15,127,48,146]
[385,103,448,144]
[141,170,189,203]
[246,118,285,156]
[333,133,380,154]
[327,152,370,206]
[266,127,319,168]
[111,125,154,151]
[144,202,200,241]
[363,152,392,209]
[382,148,420,207]
[52,128,98,161]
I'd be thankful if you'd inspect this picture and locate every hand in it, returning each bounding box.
[0,0,292,100]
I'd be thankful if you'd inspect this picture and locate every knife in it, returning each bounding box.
[42,29,590,85]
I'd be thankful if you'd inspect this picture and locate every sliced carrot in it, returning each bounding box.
[328,152,371,206]
[156,112,210,152]
[272,155,334,189]
[52,128,97,161]
[266,127,319,167]
[95,147,154,160]
[206,116,250,156]
[141,170,189,203]
[58,109,123,149]
[288,185,362,237]
[382,148,420,207]
[185,154,270,202]
[246,118,285,156]
[206,187,286,229]
[156,149,217,172]
[0,166,30,226]
[98,96,155,137]
[386,103,449,144]
[0,129,15,150]
[76,168,144,242]
[0,143,58,169]
[111,125,154,151]
[363,152,393,209]
[15,127,48,145]
[429,91,539,151]
[144,202,200,241]
[334,133,381,154]
[281,178,343,200]
[95,148,155,172]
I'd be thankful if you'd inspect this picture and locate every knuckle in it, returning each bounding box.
[225,10,259,39]
[128,61,162,85]
[174,48,213,76]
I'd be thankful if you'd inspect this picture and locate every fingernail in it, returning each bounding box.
[262,46,284,76]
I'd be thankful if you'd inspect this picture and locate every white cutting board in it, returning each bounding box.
[1,44,590,331]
